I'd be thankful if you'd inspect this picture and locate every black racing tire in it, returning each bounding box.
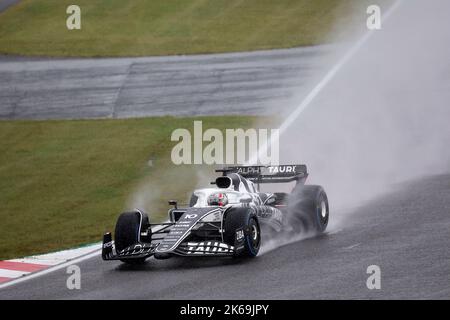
[287,185,329,234]
[114,211,150,265]
[224,207,261,258]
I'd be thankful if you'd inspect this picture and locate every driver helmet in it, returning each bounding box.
[207,192,228,206]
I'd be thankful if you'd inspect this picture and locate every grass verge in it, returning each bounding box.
[0,0,384,57]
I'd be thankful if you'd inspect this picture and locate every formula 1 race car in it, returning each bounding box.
[102,165,329,264]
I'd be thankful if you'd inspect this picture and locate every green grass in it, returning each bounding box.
[0,0,383,57]
[0,116,276,260]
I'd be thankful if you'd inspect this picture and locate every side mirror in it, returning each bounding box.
[168,200,178,209]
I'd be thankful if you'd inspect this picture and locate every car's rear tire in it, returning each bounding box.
[114,211,150,265]
[224,207,261,258]
[287,185,329,234]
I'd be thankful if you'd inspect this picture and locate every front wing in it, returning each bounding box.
[102,232,237,261]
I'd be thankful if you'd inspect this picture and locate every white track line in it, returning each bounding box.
[0,269,30,279]
[8,258,60,266]
[0,248,101,290]
[249,0,404,164]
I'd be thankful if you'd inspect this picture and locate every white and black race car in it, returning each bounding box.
[102,165,329,264]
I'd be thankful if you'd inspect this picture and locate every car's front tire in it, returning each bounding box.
[224,207,261,258]
[114,211,150,265]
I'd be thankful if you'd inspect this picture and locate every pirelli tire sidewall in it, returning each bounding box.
[224,207,261,258]
[287,185,329,234]
[114,210,150,264]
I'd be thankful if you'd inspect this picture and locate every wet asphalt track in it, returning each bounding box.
[0,46,330,120]
[1,0,450,300]
[1,174,449,299]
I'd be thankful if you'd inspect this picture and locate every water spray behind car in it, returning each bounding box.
[256,0,450,254]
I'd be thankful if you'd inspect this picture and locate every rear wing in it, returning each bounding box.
[216,165,308,184]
